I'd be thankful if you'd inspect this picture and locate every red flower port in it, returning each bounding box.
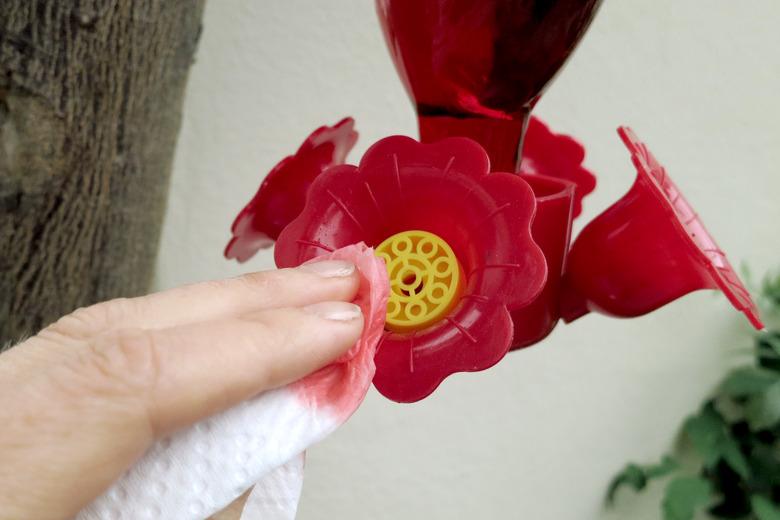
[275,136,547,402]
[224,118,358,263]
[520,117,596,219]
[618,128,763,329]
[561,128,763,330]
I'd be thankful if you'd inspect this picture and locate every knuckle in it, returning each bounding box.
[46,298,137,338]
[82,329,163,396]
[47,304,109,338]
[237,270,279,293]
[230,270,289,305]
[238,320,278,356]
[197,278,232,293]
[242,314,299,385]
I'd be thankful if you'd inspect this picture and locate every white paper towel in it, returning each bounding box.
[240,454,305,520]
[76,244,389,520]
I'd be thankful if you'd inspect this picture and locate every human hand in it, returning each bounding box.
[0,261,364,520]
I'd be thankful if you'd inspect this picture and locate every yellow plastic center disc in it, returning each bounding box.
[376,230,464,333]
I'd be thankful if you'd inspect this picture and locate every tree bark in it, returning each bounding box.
[0,0,205,345]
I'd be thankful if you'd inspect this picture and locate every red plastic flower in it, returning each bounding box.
[224,117,358,262]
[520,116,596,218]
[618,127,763,329]
[275,136,547,402]
[560,128,763,330]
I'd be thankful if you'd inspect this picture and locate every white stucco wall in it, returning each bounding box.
[156,1,780,518]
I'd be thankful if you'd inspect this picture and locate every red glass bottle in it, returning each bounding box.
[376,0,603,171]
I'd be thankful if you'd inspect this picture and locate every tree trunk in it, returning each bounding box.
[0,0,205,345]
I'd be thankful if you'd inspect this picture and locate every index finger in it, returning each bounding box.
[49,260,360,338]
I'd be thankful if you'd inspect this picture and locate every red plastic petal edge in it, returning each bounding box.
[225,118,358,263]
[373,298,513,403]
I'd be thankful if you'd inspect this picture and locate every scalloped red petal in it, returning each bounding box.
[520,117,596,219]
[224,118,358,263]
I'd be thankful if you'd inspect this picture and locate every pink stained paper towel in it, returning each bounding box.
[76,243,389,520]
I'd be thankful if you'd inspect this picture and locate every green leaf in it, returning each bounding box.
[752,495,780,520]
[646,456,679,479]
[714,394,745,423]
[721,440,751,480]
[662,476,712,520]
[607,456,679,503]
[684,405,724,467]
[758,333,780,358]
[684,404,750,479]
[746,381,780,430]
[607,464,646,503]
[721,367,779,398]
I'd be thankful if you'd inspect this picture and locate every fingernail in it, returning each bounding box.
[303,302,362,322]
[299,260,356,278]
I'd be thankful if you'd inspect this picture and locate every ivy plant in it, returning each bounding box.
[607,270,780,520]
